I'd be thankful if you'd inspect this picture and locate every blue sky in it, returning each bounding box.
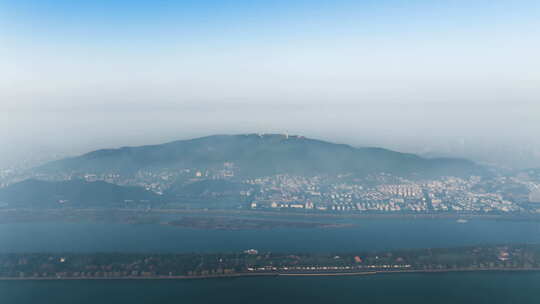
[1,0,538,107]
[0,0,539,166]
[3,0,538,48]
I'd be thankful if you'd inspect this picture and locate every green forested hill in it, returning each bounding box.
[0,179,159,208]
[36,134,486,178]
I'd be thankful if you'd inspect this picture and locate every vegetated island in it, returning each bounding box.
[0,209,352,230]
[165,216,351,230]
[1,244,540,280]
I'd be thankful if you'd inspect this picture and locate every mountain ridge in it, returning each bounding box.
[35,134,486,178]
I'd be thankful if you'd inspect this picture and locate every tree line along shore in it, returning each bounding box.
[1,244,539,280]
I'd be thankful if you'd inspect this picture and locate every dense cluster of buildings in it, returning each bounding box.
[248,174,528,214]
[1,160,540,214]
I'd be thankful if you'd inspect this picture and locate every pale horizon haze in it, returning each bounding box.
[1,0,539,168]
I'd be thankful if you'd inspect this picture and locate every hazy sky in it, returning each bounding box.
[1,1,539,167]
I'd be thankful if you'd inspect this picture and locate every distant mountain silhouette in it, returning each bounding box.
[0,179,159,208]
[36,134,486,178]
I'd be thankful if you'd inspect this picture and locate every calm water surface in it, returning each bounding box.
[1,218,539,303]
[0,272,539,304]
[0,218,539,253]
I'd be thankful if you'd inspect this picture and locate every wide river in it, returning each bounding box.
[1,216,539,303]
[0,217,539,253]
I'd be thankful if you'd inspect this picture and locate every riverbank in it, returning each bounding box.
[3,207,539,222]
[2,267,540,281]
[4,271,540,304]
